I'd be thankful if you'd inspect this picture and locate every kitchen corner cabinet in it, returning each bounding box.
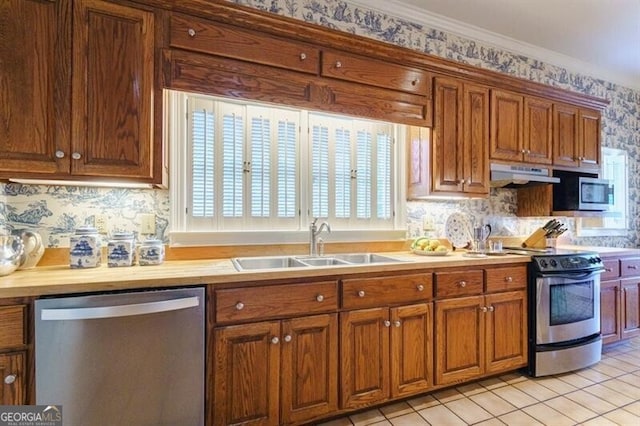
[490,90,553,165]
[340,274,433,408]
[427,76,489,197]
[0,0,69,176]
[0,305,27,405]
[212,282,338,426]
[435,266,527,385]
[553,104,600,170]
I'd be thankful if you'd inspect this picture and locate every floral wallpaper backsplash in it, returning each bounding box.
[1,0,639,248]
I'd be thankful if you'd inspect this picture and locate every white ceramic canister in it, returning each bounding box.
[138,239,164,266]
[69,226,102,269]
[107,232,136,267]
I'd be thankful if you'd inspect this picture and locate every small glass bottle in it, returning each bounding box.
[107,232,136,267]
[138,239,164,266]
[70,226,102,269]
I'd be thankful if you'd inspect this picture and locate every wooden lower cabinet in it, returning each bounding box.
[621,278,640,340]
[435,290,527,386]
[0,352,25,405]
[600,280,622,344]
[213,314,337,426]
[340,303,433,409]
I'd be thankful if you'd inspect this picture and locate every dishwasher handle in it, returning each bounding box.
[40,296,200,321]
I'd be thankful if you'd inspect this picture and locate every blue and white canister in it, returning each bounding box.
[70,226,102,269]
[107,232,136,267]
[138,239,164,266]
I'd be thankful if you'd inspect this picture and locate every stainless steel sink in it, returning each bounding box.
[231,256,307,271]
[333,253,401,264]
[232,252,404,271]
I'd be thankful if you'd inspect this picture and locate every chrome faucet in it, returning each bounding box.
[309,218,331,257]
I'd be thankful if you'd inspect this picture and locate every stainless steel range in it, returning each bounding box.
[528,250,605,377]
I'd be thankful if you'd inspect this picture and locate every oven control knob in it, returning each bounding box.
[549,259,558,267]
[539,259,548,268]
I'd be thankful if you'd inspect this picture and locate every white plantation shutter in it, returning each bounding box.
[334,127,351,219]
[377,132,393,220]
[356,129,372,220]
[189,104,214,218]
[311,124,330,218]
[222,108,244,219]
[277,119,298,219]
[250,114,271,218]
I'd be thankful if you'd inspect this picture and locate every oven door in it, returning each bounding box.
[535,270,601,345]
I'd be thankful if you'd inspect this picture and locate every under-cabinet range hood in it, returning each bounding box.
[490,163,560,188]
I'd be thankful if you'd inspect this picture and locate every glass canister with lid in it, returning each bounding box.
[138,239,164,266]
[107,232,136,267]
[70,226,102,269]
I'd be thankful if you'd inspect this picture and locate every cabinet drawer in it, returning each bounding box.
[322,50,431,96]
[435,270,483,298]
[602,259,621,280]
[0,306,25,349]
[215,281,337,323]
[342,274,432,309]
[170,14,319,74]
[621,258,640,277]
[485,265,527,292]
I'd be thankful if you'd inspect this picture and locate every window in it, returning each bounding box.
[168,91,404,245]
[576,147,628,236]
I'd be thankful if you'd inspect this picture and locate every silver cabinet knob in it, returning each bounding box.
[4,374,16,385]
[505,276,513,282]
[300,52,307,60]
[521,149,526,154]
[393,320,401,327]
[458,281,467,288]
[488,306,495,312]
[55,150,65,159]
[480,306,488,312]
[187,28,196,37]
[71,152,82,160]
[335,61,342,68]
[316,294,324,302]
[271,336,280,344]
[526,150,531,154]
[357,290,365,297]
[283,335,292,343]
[417,284,424,292]
[235,302,244,310]
[411,78,420,86]
[383,320,391,327]
[458,179,465,185]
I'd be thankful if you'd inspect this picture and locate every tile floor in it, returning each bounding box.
[318,337,640,426]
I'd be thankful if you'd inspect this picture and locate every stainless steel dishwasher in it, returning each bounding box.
[35,287,204,426]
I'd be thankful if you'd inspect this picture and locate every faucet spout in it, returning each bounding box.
[309,219,331,256]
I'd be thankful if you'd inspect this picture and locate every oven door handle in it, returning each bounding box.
[537,268,604,280]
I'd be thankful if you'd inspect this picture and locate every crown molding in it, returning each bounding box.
[348,0,639,90]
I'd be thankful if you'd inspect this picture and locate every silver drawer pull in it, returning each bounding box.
[316,294,324,302]
[458,281,467,288]
[357,290,365,298]
[383,320,391,327]
[271,336,279,344]
[335,61,342,68]
[187,28,196,37]
[300,52,307,60]
[55,150,65,159]
[4,374,16,385]
[235,302,244,310]
[417,284,424,291]
[504,276,513,282]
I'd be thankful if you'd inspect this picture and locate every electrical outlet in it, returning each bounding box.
[140,214,156,235]
[95,214,108,234]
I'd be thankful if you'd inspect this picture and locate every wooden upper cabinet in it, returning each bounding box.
[463,84,490,194]
[579,108,601,170]
[490,90,523,162]
[523,97,553,164]
[0,0,69,177]
[71,0,157,180]
[169,13,320,74]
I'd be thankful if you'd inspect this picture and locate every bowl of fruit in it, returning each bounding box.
[411,237,451,256]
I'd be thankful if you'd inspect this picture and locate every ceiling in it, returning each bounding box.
[358,0,640,89]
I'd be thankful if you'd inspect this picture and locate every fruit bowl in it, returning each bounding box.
[410,237,451,256]
[412,248,450,256]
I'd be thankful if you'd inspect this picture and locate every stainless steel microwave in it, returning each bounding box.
[553,171,614,211]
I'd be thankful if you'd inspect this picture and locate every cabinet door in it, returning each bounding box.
[435,296,484,385]
[340,308,389,409]
[621,278,640,340]
[600,280,621,344]
[432,77,463,193]
[0,0,69,176]
[213,321,280,426]
[281,314,338,425]
[406,126,431,199]
[390,303,433,398]
[462,84,490,195]
[523,97,553,164]
[0,352,25,405]
[485,291,527,373]
[72,0,156,180]
[553,103,580,168]
[579,108,601,169]
[490,90,523,161]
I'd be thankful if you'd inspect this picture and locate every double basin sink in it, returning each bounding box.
[232,253,403,271]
